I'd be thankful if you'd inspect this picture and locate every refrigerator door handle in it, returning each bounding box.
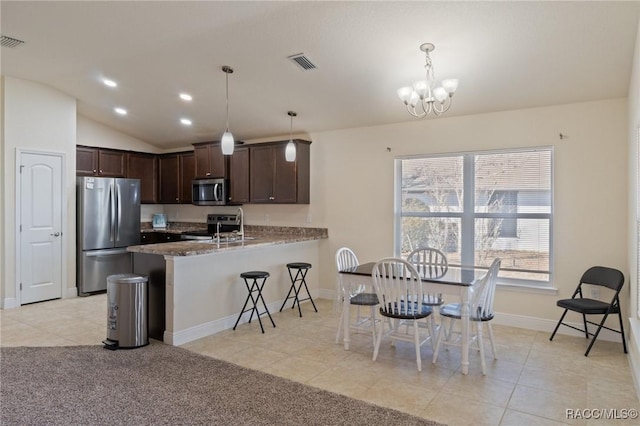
[116,182,122,242]
[85,248,129,257]
[109,182,116,242]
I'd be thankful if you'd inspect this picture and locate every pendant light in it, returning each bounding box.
[221,66,235,155]
[285,111,297,162]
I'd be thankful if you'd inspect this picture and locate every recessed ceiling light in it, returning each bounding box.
[114,107,127,115]
[180,118,192,126]
[179,93,192,101]
[103,78,117,88]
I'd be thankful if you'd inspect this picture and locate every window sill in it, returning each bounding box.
[497,282,558,295]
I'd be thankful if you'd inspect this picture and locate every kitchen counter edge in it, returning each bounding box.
[128,228,328,257]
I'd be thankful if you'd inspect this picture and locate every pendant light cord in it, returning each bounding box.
[289,114,293,139]
[225,71,230,132]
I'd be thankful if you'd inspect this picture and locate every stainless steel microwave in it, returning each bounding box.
[192,178,227,205]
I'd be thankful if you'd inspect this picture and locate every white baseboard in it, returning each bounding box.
[2,287,77,309]
[493,311,624,343]
[165,300,287,346]
[162,293,625,347]
[1,297,17,309]
[628,319,640,399]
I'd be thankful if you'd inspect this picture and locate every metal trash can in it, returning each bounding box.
[103,273,149,350]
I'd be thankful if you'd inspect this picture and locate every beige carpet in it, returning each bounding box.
[1,341,445,425]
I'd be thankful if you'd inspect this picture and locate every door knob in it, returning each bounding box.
[50,232,61,237]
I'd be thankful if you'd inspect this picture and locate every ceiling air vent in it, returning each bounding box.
[288,53,317,71]
[1,35,25,48]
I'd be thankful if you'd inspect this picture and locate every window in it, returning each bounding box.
[396,147,553,286]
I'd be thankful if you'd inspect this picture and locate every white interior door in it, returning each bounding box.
[19,151,64,304]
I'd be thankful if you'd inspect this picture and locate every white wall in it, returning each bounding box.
[76,115,161,153]
[0,77,170,305]
[627,19,640,396]
[307,99,628,324]
[1,76,76,303]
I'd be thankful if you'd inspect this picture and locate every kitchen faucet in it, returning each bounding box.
[236,207,244,240]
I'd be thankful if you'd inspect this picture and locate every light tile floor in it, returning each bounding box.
[2,295,639,426]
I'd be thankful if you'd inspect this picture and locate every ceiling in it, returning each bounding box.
[2,1,639,150]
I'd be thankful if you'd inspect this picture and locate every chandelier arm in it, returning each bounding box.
[431,94,454,115]
[406,104,426,119]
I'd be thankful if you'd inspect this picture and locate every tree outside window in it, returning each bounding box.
[397,148,552,285]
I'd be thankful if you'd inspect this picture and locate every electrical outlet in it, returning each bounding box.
[591,288,601,299]
[306,213,312,223]
[264,214,270,223]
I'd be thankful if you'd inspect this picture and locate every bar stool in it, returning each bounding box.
[233,271,276,333]
[279,262,318,317]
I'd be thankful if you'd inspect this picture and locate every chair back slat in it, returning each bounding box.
[336,247,359,271]
[406,247,448,278]
[372,258,424,317]
[472,258,501,319]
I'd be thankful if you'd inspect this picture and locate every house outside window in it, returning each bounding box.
[395,147,553,286]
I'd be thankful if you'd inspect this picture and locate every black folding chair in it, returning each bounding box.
[549,266,627,356]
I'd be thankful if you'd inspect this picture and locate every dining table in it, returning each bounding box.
[338,262,485,375]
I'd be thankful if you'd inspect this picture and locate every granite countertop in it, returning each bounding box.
[129,225,328,257]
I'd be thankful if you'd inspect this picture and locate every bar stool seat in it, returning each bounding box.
[233,271,276,333]
[279,262,317,317]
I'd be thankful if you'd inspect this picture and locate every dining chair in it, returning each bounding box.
[335,247,379,346]
[406,247,448,342]
[432,258,501,375]
[371,257,433,371]
[549,266,627,356]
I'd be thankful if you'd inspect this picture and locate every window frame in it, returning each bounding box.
[394,146,554,288]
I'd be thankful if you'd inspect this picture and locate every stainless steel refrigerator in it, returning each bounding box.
[77,177,141,296]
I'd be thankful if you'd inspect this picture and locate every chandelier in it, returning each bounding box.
[397,43,458,118]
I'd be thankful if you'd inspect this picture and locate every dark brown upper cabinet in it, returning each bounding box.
[76,146,126,177]
[126,152,158,204]
[228,146,250,204]
[179,152,196,204]
[193,142,226,178]
[249,140,310,204]
[159,151,195,204]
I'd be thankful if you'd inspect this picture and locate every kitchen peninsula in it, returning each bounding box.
[128,225,328,346]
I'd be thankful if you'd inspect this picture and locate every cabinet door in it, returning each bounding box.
[179,152,195,204]
[272,145,297,203]
[209,144,227,178]
[249,145,275,203]
[127,152,158,204]
[98,149,126,177]
[76,147,98,176]
[194,145,210,178]
[140,232,160,245]
[156,232,182,242]
[228,146,249,204]
[194,143,226,178]
[159,155,180,203]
